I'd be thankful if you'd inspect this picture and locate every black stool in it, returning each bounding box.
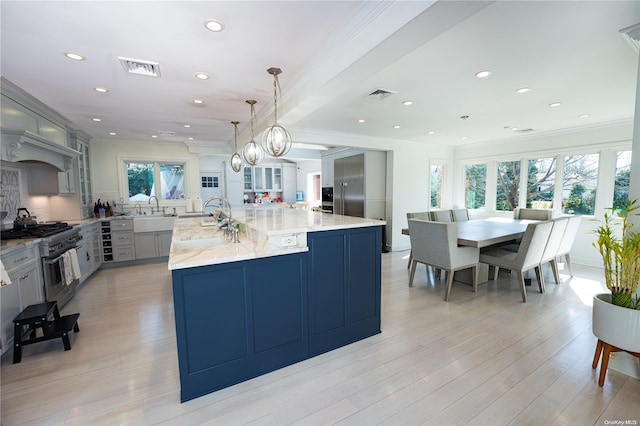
[12,301,80,364]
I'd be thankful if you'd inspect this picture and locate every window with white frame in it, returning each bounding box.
[496,160,520,211]
[614,150,632,211]
[430,164,446,208]
[126,161,185,202]
[464,164,486,209]
[562,154,599,215]
[526,157,556,209]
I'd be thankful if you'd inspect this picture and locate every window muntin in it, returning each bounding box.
[496,161,520,211]
[562,154,599,215]
[526,157,555,209]
[613,150,631,211]
[464,164,486,209]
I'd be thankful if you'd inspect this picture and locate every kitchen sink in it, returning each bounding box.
[133,216,176,232]
[172,236,228,250]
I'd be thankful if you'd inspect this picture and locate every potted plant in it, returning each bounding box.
[591,199,640,386]
[592,198,640,308]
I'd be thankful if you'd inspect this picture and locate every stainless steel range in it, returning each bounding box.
[2,223,82,307]
[39,227,83,308]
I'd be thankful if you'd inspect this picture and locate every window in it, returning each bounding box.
[526,157,555,208]
[430,164,445,208]
[126,161,185,202]
[464,164,486,209]
[562,154,598,215]
[496,161,520,211]
[201,176,219,188]
[614,150,632,211]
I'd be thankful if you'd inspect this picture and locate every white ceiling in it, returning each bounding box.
[1,1,639,155]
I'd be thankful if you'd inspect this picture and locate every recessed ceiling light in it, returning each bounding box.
[109,132,117,136]
[357,119,365,123]
[427,131,435,135]
[515,87,531,94]
[578,114,590,118]
[204,20,225,32]
[64,52,85,61]
[511,127,519,131]
[393,125,401,129]
[91,118,102,122]
[461,136,468,140]
[183,124,191,128]
[193,99,204,105]
[475,70,492,78]
[151,135,158,138]
[188,137,194,140]
[93,87,109,93]
[549,102,562,107]
[402,101,413,106]
[195,73,209,80]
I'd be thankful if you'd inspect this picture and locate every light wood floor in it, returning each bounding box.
[1,251,639,425]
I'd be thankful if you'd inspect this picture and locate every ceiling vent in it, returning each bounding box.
[515,128,534,133]
[118,57,161,77]
[368,88,397,100]
[620,23,640,53]
[157,131,175,137]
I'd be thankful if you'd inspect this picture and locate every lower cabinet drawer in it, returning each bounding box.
[113,245,135,262]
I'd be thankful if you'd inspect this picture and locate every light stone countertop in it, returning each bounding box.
[168,207,385,271]
[0,237,41,256]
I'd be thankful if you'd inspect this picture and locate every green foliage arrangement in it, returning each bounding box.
[593,199,640,309]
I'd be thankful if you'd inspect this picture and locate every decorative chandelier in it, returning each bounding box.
[241,100,264,165]
[261,67,292,157]
[229,121,243,173]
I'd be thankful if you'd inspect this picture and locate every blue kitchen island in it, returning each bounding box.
[169,208,384,402]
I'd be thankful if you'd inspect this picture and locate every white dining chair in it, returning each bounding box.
[408,219,480,301]
[539,217,569,284]
[430,210,453,222]
[555,215,581,276]
[406,212,431,269]
[479,221,553,302]
[513,207,552,220]
[452,208,470,222]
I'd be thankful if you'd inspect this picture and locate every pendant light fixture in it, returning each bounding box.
[242,100,264,166]
[229,121,243,173]
[262,67,292,157]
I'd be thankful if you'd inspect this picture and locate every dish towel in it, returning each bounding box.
[68,248,81,280]
[62,251,74,285]
[0,260,12,287]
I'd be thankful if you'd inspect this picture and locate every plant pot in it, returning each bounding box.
[592,293,640,382]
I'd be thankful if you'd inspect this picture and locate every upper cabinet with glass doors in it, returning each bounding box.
[253,165,282,191]
[70,131,93,208]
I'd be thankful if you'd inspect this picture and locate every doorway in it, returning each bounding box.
[200,172,223,202]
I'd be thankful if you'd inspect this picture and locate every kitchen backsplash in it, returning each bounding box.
[0,168,20,222]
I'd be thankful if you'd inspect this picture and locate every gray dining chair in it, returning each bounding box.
[408,219,480,301]
[513,207,552,220]
[539,217,569,284]
[452,208,470,222]
[406,212,431,269]
[479,220,554,302]
[430,210,453,222]
[555,215,581,276]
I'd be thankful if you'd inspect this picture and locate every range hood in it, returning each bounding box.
[1,128,79,171]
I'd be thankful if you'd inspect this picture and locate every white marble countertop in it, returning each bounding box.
[168,207,385,271]
[0,237,41,256]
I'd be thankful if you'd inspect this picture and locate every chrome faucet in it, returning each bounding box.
[134,203,142,215]
[202,196,232,224]
[148,195,159,214]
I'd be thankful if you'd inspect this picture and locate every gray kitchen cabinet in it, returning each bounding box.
[27,162,75,195]
[79,221,101,283]
[134,230,172,259]
[0,276,21,355]
[1,244,44,355]
[101,219,135,263]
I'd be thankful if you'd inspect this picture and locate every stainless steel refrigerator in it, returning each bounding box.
[334,154,365,217]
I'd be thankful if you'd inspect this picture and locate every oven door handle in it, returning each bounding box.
[43,254,67,265]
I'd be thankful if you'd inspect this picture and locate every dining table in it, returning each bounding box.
[402,217,536,284]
